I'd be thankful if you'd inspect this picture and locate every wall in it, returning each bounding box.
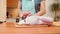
[0,0,6,21]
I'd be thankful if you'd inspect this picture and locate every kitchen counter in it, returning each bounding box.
[0,22,60,34]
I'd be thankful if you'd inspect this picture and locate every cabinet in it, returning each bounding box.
[7,0,18,8]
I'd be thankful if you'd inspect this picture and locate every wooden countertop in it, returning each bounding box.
[0,22,60,34]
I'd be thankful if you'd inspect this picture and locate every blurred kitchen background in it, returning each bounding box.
[0,0,60,23]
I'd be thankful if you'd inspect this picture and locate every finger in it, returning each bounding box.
[27,14,32,16]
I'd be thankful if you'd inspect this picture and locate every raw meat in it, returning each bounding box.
[18,16,53,25]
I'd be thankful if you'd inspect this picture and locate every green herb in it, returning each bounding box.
[51,3,60,12]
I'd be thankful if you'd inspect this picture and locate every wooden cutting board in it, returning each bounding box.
[15,22,60,28]
[52,22,60,26]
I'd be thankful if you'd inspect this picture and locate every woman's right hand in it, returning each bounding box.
[20,12,32,19]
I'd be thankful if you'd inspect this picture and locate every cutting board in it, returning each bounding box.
[52,22,60,26]
[15,22,60,28]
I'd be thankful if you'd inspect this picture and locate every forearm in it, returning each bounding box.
[35,0,46,16]
[35,10,46,16]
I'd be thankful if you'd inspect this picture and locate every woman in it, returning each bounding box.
[18,0,46,19]
[18,0,54,25]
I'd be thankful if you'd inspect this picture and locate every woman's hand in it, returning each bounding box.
[20,12,32,19]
